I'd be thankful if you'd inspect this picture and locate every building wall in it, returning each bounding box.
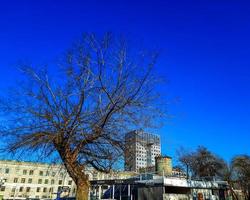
[163,193,190,200]
[138,185,163,200]
[0,160,76,199]
[125,130,161,172]
[0,160,135,200]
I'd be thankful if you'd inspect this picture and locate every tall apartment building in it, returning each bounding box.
[0,160,135,200]
[124,130,161,172]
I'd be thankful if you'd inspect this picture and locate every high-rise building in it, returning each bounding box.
[124,130,161,172]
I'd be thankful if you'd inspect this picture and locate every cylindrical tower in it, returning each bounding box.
[155,156,172,176]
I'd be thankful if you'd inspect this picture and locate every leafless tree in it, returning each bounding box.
[0,33,166,200]
[177,146,226,181]
[178,148,250,200]
[231,155,250,200]
[176,147,194,179]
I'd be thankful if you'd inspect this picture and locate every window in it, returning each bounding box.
[51,172,56,176]
[29,170,34,175]
[58,180,62,185]
[37,187,40,192]
[39,171,43,176]
[21,178,25,183]
[19,187,23,192]
[68,180,72,185]
[28,178,32,183]
[51,179,55,184]
[44,179,48,184]
[43,188,47,192]
[5,168,9,174]
[26,187,30,192]
[49,188,53,192]
[46,171,49,176]
[23,170,27,175]
[13,178,18,183]
[38,179,42,184]
[11,188,16,192]
[0,187,5,192]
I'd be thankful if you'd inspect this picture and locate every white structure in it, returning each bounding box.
[0,160,135,200]
[138,175,230,200]
[125,130,161,172]
[92,173,230,200]
[0,160,76,200]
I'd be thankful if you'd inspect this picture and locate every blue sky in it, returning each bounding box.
[0,0,249,162]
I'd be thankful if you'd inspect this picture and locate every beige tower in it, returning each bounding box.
[155,156,172,176]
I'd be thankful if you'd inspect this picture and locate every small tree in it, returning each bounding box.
[0,33,165,200]
[177,147,194,179]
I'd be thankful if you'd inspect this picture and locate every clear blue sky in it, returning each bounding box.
[0,0,249,162]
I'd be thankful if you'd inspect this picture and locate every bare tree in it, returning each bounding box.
[231,155,250,200]
[176,147,193,179]
[177,146,226,181]
[220,161,239,200]
[0,33,166,200]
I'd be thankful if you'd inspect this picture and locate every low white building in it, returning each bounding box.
[0,160,76,200]
[0,160,135,200]
[97,174,230,200]
[137,175,230,200]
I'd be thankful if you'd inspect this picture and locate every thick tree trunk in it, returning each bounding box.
[230,186,238,200]
[76,180,90,200]
[56,144,91,200]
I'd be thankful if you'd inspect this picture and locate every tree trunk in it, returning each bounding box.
[76,180,90,200]
[229,186,238,200]
[186,164,189,180]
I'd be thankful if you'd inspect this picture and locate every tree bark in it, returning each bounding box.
[76,180,90,200]
[57,145,91,200]
[229,185,238,200]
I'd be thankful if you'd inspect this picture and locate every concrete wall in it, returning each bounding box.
[138,186,163,200]
[163,193,190,200]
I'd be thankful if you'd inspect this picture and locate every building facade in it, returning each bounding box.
[0,160,135,200]
[0,160,76,200]
[95,174,230,200]
[125,130,161,172]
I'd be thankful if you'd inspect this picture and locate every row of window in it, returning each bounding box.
[10,195,54,199]
[2,186,76,193]
[136,161,146,166]
[136,153,160,157]
[14,178,33,184]
[1,168,65,177]
[136,145,160,149]
[136,158,147,161]
[11,178,72,185]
